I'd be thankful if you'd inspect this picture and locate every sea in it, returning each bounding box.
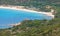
[0,8,52,29]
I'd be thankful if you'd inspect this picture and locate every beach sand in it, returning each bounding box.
[0,5,54,18]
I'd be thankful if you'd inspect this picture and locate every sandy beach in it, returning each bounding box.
[0,5,54,18]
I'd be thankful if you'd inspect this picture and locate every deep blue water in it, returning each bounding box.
[0,8,52,29]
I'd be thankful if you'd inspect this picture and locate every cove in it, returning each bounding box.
[0,8,52,29]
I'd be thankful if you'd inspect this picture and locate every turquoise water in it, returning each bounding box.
[0,8,52,29]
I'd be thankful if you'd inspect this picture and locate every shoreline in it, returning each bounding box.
[0,5,54,18]
[0,5,55,26]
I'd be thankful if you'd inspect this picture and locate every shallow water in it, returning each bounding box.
[0,8,52,29]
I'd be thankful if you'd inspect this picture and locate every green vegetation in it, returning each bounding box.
[0,0,60,36]
[0,0,60,12]
[0,19,60,36]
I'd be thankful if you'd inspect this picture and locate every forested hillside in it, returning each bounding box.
[0,19,60,36]
[0,0,60,11]
[0,0,60,5]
